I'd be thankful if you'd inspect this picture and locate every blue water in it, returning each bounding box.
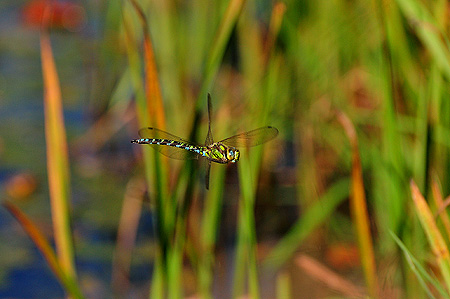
[0,248,65,298]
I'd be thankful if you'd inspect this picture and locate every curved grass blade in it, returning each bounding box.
[41,25,77,284]
[3,201,84,299]
[137,127,200,160]
[263,178,349,269]
[337,111,378,297]
[410,180,450,291]
[128,0,166,129]
[219,126,279,147]
[391,231,449,299]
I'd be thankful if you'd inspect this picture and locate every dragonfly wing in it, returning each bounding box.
[138,127,191,142]
[138,127,200,160]
[219,126,279,147]
[154,146,199,160]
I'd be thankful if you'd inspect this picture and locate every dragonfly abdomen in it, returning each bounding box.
[131,138,205,155]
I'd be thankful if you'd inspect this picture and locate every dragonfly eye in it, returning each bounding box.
[233,149,240,162]
[227,148,240,162]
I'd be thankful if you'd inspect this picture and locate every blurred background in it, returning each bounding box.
[1,0,450,298]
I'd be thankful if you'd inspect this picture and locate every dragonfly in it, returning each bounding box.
[131,94,278,189]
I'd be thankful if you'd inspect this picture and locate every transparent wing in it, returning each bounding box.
[219,126,279,147]
[138,127,192,142]
[138,127,200,160]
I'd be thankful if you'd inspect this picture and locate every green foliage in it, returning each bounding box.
[6,0,450,297]
[111,0,450,296]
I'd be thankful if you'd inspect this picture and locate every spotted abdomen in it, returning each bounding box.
[131,138,205,155]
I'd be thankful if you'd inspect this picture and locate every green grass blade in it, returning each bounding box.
[264,178,350,269]
[232,151,260,298]
[197,0,246,103]
[121,3,172,296]
[395,0,450,81]
[391,231,449,299]
[276,271,291,299]
[198,165,226,296]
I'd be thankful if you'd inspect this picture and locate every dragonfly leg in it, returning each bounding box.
[205,161,212,190]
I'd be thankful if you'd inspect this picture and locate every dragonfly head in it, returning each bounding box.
[226,147,240,163]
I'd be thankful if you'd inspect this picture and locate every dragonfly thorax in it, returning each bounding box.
[205,142,240,164]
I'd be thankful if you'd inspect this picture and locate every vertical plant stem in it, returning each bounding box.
[233,151,260,298]
[167,219,186,299]
[197,0,246,104]
[195,0,246,295]
[151,251,165,299]
[198,164,226,296]
[122,2,173,296]
[276,271,291,299]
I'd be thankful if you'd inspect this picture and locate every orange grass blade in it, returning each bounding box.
[337,111,379,298]
[122,2,170,297]
[432,179,450,244]
[128,0,169,194]
[3,201,84,298]
[41,28,77,282]
[128,0,166,129]
[295,253,365,298]
[264,2,286,62]
[410,180,450,290]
